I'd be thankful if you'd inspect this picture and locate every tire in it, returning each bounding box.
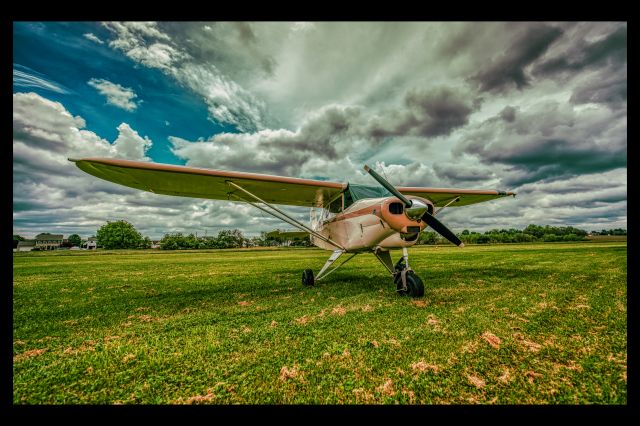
[394,270,424,298]
[302,269,315,286]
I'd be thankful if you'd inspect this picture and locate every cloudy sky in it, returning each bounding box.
[13,22,627,239]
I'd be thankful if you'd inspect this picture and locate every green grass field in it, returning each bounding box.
[13,242,627,404]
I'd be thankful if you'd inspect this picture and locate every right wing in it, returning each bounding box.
[398,186,516,207]
[70,158,346,208]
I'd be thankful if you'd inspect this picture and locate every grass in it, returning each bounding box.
[13,242,627,404]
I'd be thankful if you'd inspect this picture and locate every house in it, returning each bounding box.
[16,240,35,252]
[150,240,161,249]
[34,233,64,250]
[86,237,97,250]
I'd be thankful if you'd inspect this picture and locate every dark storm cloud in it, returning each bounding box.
[570,71,626,108]
[532,25,627,77]
[455,101,626,188]
[170,86,478,179]
[364,87,477,140]
[432,163,495,183]
[471,23,563,93]
[499,106,517,123]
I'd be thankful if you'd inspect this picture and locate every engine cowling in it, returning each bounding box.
[380,196,433,234]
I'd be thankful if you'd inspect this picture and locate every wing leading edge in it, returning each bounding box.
[70,158,346,208]
[398,186,516,207]
[70,158,515,209]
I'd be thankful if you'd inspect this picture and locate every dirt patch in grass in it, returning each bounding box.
[353,388,375,403]
[14,348,47,362]
[377,378,395,397]
[176,389,216,404]
[401,388,416,403]
[525,370,543,383]
[294,315,311,325]
[461,340,479,354]
[238,301,252,306]
[331,306,347,316]
[512,333,542,352]
[552,361,583,373]
[122,353,136,363]
[280,365,305,382]
[482,332,502,349]
[411,361,440,374]
[498,368,511,384]
[426,315,444,333]
[127,314,161,323]
[63,340,97,356]
[467,374,485,389]
[411,300,427,308]
[570,304,591,310]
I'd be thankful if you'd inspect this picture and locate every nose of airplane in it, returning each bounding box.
[405,199,428,220]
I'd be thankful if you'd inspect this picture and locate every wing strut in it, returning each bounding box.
[434,196,460,216]
[226,181,346,251]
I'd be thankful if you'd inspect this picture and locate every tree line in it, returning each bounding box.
[417,224,625,245]
[13,220,626,250]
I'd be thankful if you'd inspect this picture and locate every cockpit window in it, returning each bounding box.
[344,183,393,208]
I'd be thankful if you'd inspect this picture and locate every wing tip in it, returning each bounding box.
[68,158,79,163]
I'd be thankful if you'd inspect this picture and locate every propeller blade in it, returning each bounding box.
[363,165,412,207]
[363,164,464,248]
[422,211,465,247]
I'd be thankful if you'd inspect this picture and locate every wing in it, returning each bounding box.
[398,186,516,207]
[70,158,346,208]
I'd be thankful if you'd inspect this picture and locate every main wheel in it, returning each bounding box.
[394,270,424,298]
[302,269,315,286]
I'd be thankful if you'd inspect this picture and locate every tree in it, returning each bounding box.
[96,220,144,249]
[13,235,25,249]
[68,234,82,247]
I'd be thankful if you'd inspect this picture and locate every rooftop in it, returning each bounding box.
[35,233,63,241]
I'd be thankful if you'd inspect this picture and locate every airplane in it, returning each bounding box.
[69,158,516,297]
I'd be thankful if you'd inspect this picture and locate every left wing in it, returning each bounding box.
[70,158,346,208]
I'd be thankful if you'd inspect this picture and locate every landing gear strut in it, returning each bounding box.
[302,250,358,287]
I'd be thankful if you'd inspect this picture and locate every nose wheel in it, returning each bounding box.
[393,262,424,298]
[392,250,424,298]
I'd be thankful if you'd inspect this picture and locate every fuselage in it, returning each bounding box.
[310,196,433,253]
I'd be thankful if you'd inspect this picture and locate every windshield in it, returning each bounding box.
[344,183,392,208]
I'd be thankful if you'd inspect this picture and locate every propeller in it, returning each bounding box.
[364,164,464,248]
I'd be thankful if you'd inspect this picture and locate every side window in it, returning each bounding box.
[327,194,343,213]
[343,190,354,209]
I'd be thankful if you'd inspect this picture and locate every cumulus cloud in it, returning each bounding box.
[12,92,299,239]
[13,92,153,184]
[102,21,266,131]
[88,78,140,111]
